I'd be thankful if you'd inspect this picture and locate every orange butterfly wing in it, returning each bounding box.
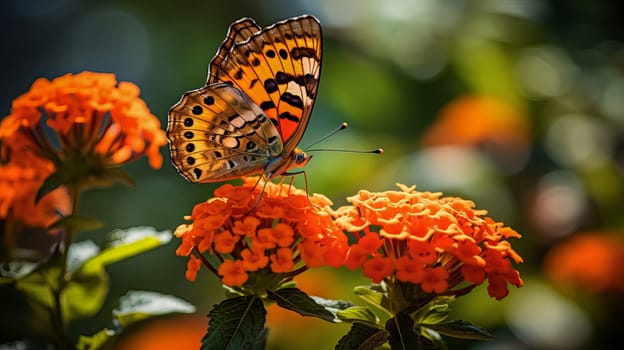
[209,18,261,75]
[207,15,322,151]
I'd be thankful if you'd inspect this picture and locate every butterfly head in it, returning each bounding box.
[293,148,312,168]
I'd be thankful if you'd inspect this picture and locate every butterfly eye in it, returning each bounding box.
[295,152,309,164]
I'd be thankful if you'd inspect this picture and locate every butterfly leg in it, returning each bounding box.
[277,176,288,197]
[249,175,264,192]
[288,175,297,195]
[245,172,274,214]
[280,170,320,210]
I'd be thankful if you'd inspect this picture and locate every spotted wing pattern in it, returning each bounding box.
[168,83,283,182]
[207,15,322,149]
[209,18,261,78]
[168,15,321,183]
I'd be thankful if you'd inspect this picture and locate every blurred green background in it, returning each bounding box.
[2,0,624,349]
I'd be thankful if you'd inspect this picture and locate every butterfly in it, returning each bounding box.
[167,15,322,185]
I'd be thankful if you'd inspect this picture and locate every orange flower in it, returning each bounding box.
[213,230,238,253]
[0,145,70,229]
[270,248,295,273]
[218,260,249,286]
[544,231,624,294]
[174,177,348,289]
[334,183,523,300]
[362,255,394,283]
[421,266,450,294]
[241,248,269,271]
[272,223,295,247]
[185,256,201,282]
[0,71,167,183]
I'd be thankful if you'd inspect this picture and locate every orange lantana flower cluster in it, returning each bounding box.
[174,177,348,288]
[0,71,167,171]
[0,149,70,229]
[334,184,524,300]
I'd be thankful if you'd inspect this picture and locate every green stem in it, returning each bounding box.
[193,246,219,276]
[52,184,81,350]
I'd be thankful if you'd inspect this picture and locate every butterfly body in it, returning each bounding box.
[168,15,321,183]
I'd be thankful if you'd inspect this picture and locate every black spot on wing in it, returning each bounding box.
[280,92,303,109]
[260,100,276,110]
[272,72,317,98]
[294,74,318,98]
[290,47,316,60]
[264,78,278,93]
[234,69,243,80]
[278,112,300,122]
[275,71,291,84]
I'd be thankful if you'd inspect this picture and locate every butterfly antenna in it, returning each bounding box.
[303,122,349,151]
[306,148,384,154]
[303,122,384,155]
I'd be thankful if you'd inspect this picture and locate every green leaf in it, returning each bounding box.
[0,261,38,282]
[15,245,64,310]
[202,295,266,350]
[418,299,451,325]
[425,320,495,341]
[76,328,116,350]
[222,284,246,298]
[113,290,196,328]
[35,172,64,204]
[66,240,101,274]
[386,312,419,350]
[10,246,65,338]
[49,215,103,234]
[336,306,378,324]
[62,260,108,322]
[335,321,388,350]
[76,227,171,276]
[309,295,355,313]
[354,284,392,316]
[420,327,447,350]
[250,328,268,350]
[63,227,171,321]
[107,226,172,248]
[267,288,335,322]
